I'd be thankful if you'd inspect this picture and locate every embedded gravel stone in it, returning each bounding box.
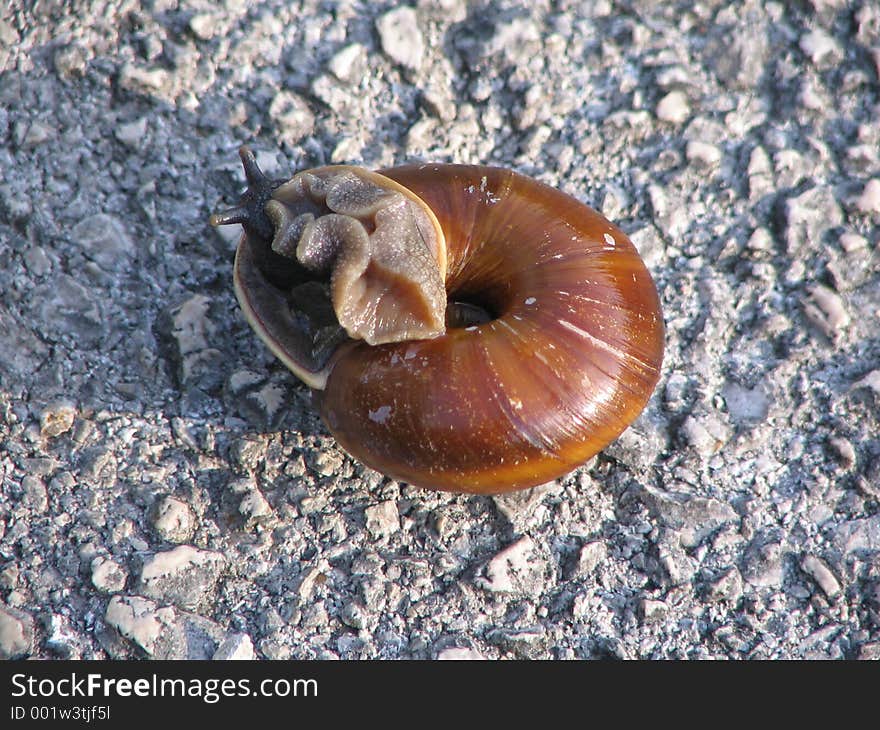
[852,370,880,397]
[91,556,128,594]
[71,214,135,273]
[834,517,880,554]
[476,536,548,596]
[189,13,217,41]
[804,284,850,343]
[686,140,722,168]
[704,567,744,604]
[104,595,183,659]
[151,496,197,543]
[364,501,400,540]
[328,44,366,83]
[681,413,731,457]
[21,475,48,512]
[269,91,315,146]
[53,42,88,78]
[33,274,103,344]
[376,7,424,71]
[486,626,547,659]
[568,541,607,579]
[785,187,843,253]
[493,482,561,528]
[799,28,843,67]
[639,485,738,549]
[39,400,76,437]
[747,146,774,200]
[213,632,256,660]
[854,178,880,215]
[0,603,34,660]
[801,555,841,600]
[722,382,770,424]
[306,449,344,478]
[706,22,768,90]
[639,599,668,624]
[237,486,274,527]
[159,294,226,395]
[828,436,856,470]
[741,539,785,589]
[839,232,868,253]
[114,118,148,148]
[43,613,84,659]
[436,646,486,660]
[656,91,690,124]
[137,546,226,610]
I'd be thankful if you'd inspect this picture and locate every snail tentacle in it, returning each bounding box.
[209,146,284,243]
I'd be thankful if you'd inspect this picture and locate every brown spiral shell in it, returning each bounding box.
[318,164,664,492]
[214,151,664,494]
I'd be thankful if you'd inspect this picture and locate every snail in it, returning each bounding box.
[211,146,664,494]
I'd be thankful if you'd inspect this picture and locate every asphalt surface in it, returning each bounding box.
[0,0,879,659]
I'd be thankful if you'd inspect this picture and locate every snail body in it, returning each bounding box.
[212,148,664,494]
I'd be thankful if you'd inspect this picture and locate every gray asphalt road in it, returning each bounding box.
[1,0,878,659]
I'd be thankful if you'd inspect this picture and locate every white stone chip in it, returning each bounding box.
[152,496,197,543]
[105,595,177,657]
[855,178,880,214]
[656,90,690,124]
[377,7,424,71]
[801,555,841,599]
[91,556,128,594]
[476,536,547,595]
[364,501,400,539]
[213,632,256,660]
[436,647,486,660]
[799,28,843,66]
[137,545,226,609]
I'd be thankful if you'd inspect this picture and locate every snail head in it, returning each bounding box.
[211,146,448,388]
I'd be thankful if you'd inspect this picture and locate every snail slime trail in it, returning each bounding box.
[212,146,664,494]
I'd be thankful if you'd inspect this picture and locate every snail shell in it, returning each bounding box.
[212,147,664,494]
